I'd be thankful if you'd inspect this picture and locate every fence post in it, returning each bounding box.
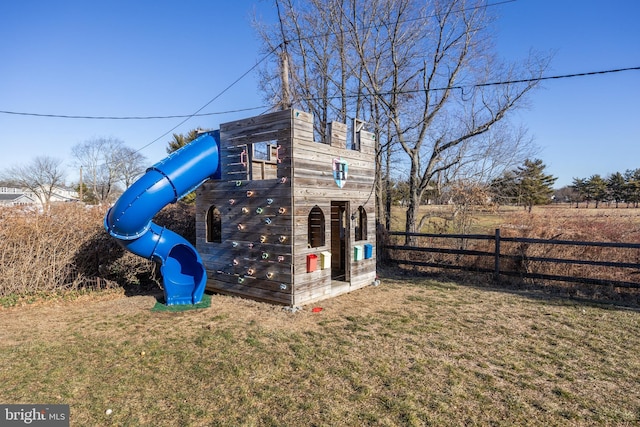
[494,228,501,281]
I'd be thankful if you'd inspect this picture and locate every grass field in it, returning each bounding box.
[390,204,640,237]
[1,275,638,426]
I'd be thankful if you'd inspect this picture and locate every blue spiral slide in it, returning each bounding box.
[104,131,220,305]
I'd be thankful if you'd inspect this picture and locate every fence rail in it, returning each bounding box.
[385,229,640,289]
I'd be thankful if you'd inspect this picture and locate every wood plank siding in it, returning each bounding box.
[196,109,376,306]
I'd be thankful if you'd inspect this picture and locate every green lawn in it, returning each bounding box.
[1,277,638,426]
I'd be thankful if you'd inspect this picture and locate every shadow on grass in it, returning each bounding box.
[378,265,640,311]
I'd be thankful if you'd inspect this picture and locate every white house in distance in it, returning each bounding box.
[0,186,78,207]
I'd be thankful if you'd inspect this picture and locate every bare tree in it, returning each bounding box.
[113,146,146,189]
[71,137,142,204]
[355,0,549,240]
[257,0,364,139]
[257,0,550,240]
[256,0,390,228]
[1,156,67,210]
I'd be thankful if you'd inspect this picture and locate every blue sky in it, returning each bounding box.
[1,0,638,188]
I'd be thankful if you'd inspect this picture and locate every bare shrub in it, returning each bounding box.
[0,202,197,299]
[0,204,111,297]
[153,201,196,245]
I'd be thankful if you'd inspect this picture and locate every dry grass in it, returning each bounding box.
[1,202,639,424]
[387,205,640,305]
[392,204,640,236]
[1,278,638,426]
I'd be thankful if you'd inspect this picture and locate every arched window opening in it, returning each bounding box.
[206,205,222,243]
[355,206,367,241]
[308,205,325,248]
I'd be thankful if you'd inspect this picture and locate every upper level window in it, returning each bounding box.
[355,206,367,241]
[241,140,278,180]
[253,141,271,161]
[308,205,325,248]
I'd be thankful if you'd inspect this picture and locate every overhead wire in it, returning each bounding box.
[0,44,280,167]
[299,66,640,103]
[3,66,637,122]
[1,0,638,157]
[0,106,269,120]
[133,44,281,154]
[0,0,517,123]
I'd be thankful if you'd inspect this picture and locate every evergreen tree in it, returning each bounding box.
[166,129,203,154]
[489,170,519,206]
[74,182,98,204]
[586,174,607,208]
[623,169,640,208]
[515,159,557,212]
[606,172,626,208]
[571,177,588,208]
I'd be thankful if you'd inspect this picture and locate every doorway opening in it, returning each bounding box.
[330,201,350,281]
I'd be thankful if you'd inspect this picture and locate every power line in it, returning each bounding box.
[133,45,280,153]
[0,43,279,161]
[0,0,517,123]
[0,105,269,120]
[92,45,280,167]
[2,66,638,123]
[475,66,640,88]
[300,66,640,102]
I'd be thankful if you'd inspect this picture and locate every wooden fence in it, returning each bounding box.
[385,230,640,289]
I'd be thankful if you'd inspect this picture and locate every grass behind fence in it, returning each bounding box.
[385,206,640,305]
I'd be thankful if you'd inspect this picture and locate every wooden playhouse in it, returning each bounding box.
[195,109,377,306]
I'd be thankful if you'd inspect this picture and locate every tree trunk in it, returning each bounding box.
[385,143,392,231]
[405,202,418,245]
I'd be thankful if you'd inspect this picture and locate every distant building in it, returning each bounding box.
[0,186,78,207]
